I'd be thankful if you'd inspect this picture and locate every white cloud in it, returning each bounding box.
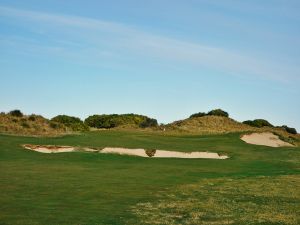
[0,5,299,83]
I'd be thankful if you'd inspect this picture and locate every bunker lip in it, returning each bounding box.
[23,144,75,153]
[241,132,294,147]
[22,145,228,159]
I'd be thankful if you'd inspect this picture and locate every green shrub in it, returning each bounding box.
[9,110,23,117]
[189,112,206,118]
[139,118,158,128]
[49,121,59,129]
[51,115,88,131]
[243,119,273,128]
[28,115,36,121]
[207,109,229,117]
[85,114,158,129]
[68,122,89,132]
[282,125,297,134]
[51,115,82,124]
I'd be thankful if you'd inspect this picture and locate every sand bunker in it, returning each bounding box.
[101,147,228,159]
[23,144,75,153]
[241,132,293,147]
[22,145,228,159]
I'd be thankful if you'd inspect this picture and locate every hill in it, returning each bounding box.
[165,115,299,143]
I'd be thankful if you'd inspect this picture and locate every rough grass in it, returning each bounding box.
[130,175,300,225]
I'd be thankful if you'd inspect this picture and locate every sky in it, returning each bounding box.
[0,0,299,130]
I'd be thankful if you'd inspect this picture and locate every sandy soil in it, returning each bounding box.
[23,144,75,153]
[241,132,293,147]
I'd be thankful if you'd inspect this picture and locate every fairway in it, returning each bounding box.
[1,131,299,224]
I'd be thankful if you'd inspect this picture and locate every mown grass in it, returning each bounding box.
[0,130,299,224]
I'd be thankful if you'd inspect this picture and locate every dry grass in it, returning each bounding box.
[166,116,254,134]
[130,175,300,225]
[0,113,70,136]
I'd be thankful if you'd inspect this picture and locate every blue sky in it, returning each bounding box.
[0,0,299,130]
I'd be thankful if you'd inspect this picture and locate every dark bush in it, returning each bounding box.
[51,115,88,131]
[139,118,158,128]
[243,119,273,128]
[207,109,229,117]
[189,112,206,118]
[51,115,82,124]
[9,110,23,117]
[28,115,36,121]
[68,122,89,132]
[85,114,158,129]
[282,125,297,134]
[85,115,116,129]
[49,121,59,129]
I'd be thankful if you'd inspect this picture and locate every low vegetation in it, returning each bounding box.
[51,115,89,132]
[189,112,206,118]
[9,109,24,117]
[0,112,67,136]
[0,109,298,138]
[85,114,158,129]
[189,108,229,118]
[282,125,297,134]
[207,108,229,117]
[243,119,274,128]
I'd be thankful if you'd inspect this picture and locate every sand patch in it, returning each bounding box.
[22,145,228,159]
[101,147,228,159]
[23,144,75,153]
[241,132,293,147]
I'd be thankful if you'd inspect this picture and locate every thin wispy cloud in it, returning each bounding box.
[0,5,299,83]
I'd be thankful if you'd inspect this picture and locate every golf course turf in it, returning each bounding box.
[1,131,299,224]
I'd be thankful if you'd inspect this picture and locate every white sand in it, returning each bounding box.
[22,145,229,159]
[101,147,228,159]
[241,132,293,147]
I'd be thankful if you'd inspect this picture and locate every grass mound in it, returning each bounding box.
[0,112,68,136]
[166,116,255,134]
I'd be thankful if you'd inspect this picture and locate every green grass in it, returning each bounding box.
[0,130,299,224]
